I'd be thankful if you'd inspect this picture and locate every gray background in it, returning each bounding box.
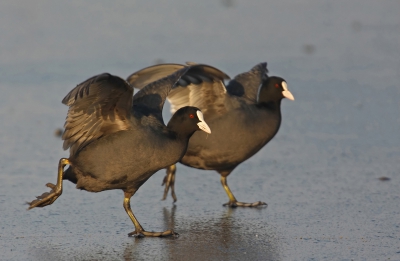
[0,1,399,260]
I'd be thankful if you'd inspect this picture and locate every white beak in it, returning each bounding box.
[282,81,295,101]
[196,110,211,134]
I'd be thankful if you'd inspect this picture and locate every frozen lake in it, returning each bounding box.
[1,1,399,260]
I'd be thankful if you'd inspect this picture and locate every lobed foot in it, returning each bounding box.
[223,200,268,208]
[27,183,62,210]
[128,229,179,238]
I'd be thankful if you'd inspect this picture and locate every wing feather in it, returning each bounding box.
[226,62,269,104]
[62,73,133,156]
[127,63,230,120]
[127,64,185,90]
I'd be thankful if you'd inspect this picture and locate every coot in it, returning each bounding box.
[27,65,227,237]
[127,62,294,207]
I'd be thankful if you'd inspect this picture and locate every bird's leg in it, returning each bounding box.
[124,192,178,237]
[220,176,267,208]
[161,164,177,202]
[27,158,70,210]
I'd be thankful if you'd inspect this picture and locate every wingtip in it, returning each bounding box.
[61,73,117,106]
[254,62,269,74]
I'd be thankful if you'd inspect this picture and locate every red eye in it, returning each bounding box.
[275,83,280,88]
[189,114,195,119]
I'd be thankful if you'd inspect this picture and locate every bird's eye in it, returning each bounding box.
[189,114,195,119]
[275,83,280,88]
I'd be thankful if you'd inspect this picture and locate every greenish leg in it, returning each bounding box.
[220,176,267,208]
[124,191,178,237]
[161,164,177,202]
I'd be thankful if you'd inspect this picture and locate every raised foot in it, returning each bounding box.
[128,229,179,238]
[27,183,62,210]
[223,201,268,208]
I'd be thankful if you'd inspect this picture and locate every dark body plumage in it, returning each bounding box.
[64,107,202,194]
[127,62,294,207]
[27,64,226,237]
[183,100,281,171]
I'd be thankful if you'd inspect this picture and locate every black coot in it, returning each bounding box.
[127,62,294,207]
[28,65,227,237]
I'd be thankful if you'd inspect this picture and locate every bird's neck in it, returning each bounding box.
[167,123,196,141]
[257,99,281,112]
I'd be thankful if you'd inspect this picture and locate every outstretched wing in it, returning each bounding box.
[225,62,269,104]
[62,73,134,156]
[128,63,230,120]
[131,67,190,124]
[127,64,186,90]
[169,64,231,119]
